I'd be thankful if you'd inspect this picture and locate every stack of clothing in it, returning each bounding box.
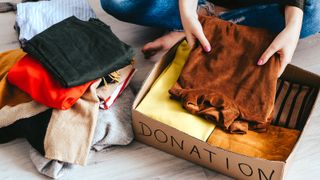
[0,0,136,179]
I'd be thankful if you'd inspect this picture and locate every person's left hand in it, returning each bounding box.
[257,26,300,77]
[257,6,303,77]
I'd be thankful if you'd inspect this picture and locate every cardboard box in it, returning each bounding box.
[132,43,320,180]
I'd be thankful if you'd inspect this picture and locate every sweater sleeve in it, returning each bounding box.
[284,0,305,10]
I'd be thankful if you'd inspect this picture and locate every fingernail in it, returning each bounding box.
[204,45,211,52]
[257,59,263,65]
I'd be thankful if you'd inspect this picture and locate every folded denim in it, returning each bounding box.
[23,16,134,87]
[169,16,281,133]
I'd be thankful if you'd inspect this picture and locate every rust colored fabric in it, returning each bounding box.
[0,49,31,108]
[169,16,281,133]
[207,125,301,161]
[8,54,94,110]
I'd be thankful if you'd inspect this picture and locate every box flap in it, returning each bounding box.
[281,64,320,87]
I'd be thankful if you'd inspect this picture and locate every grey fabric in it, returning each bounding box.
[92,88,134,151]
[29,88,134,178]
[29,148,75,179]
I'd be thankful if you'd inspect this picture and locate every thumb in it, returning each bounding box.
[258,44,279,65]
[194,29,211,52]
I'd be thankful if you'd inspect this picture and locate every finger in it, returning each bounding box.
[185,33,196,49]
[258,44,279,65]
[194,29,211,52]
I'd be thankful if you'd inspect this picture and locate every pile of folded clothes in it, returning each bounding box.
[0,0,136,178]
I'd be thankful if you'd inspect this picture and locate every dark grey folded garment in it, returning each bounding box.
[23,16,134,87]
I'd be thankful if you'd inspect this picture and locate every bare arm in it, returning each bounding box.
[179,0,211,52]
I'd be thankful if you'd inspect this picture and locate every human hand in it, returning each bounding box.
[257,26,300,77]
[179,0,211,52]
[257,6,303,77]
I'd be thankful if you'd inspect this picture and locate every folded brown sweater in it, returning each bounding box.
[169,16,281,133]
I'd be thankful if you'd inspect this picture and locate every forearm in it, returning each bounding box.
[284,6,303,35]
[179,0,198,18]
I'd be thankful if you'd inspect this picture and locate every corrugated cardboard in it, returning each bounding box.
[132,42,320,180]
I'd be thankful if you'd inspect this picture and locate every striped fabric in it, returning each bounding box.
[272,79,319,130]
[16,0,97,41]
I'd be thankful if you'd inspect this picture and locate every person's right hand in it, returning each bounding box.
[179,0,211,52]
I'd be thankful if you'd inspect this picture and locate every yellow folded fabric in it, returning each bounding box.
[0,49,31,109]
[136,41,215,141]
[207,125,300,161]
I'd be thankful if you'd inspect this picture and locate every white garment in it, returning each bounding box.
[16,0,96,41]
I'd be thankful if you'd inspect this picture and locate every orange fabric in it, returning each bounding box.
[8,55,94,110]
[169,16,281,133]
[0,49,31,108]
[207,126,300,161]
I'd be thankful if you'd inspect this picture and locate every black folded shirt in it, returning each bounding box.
[23,16,134,87]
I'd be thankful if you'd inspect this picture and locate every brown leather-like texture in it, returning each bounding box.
[169,16,281,134]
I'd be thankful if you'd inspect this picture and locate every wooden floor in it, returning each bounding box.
[0,0,319,179]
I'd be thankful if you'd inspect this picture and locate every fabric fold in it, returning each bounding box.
[169,16,281,133]
[23,16,134,87]
[0,49,30,109]
[0,109,52,155]
[44,79,102,165]
[0,49,49,128]
[0,101,49,128]
[8,54,94,110]
[136,41,216,141]
[93,88,134,151]
[30,88,135,178]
